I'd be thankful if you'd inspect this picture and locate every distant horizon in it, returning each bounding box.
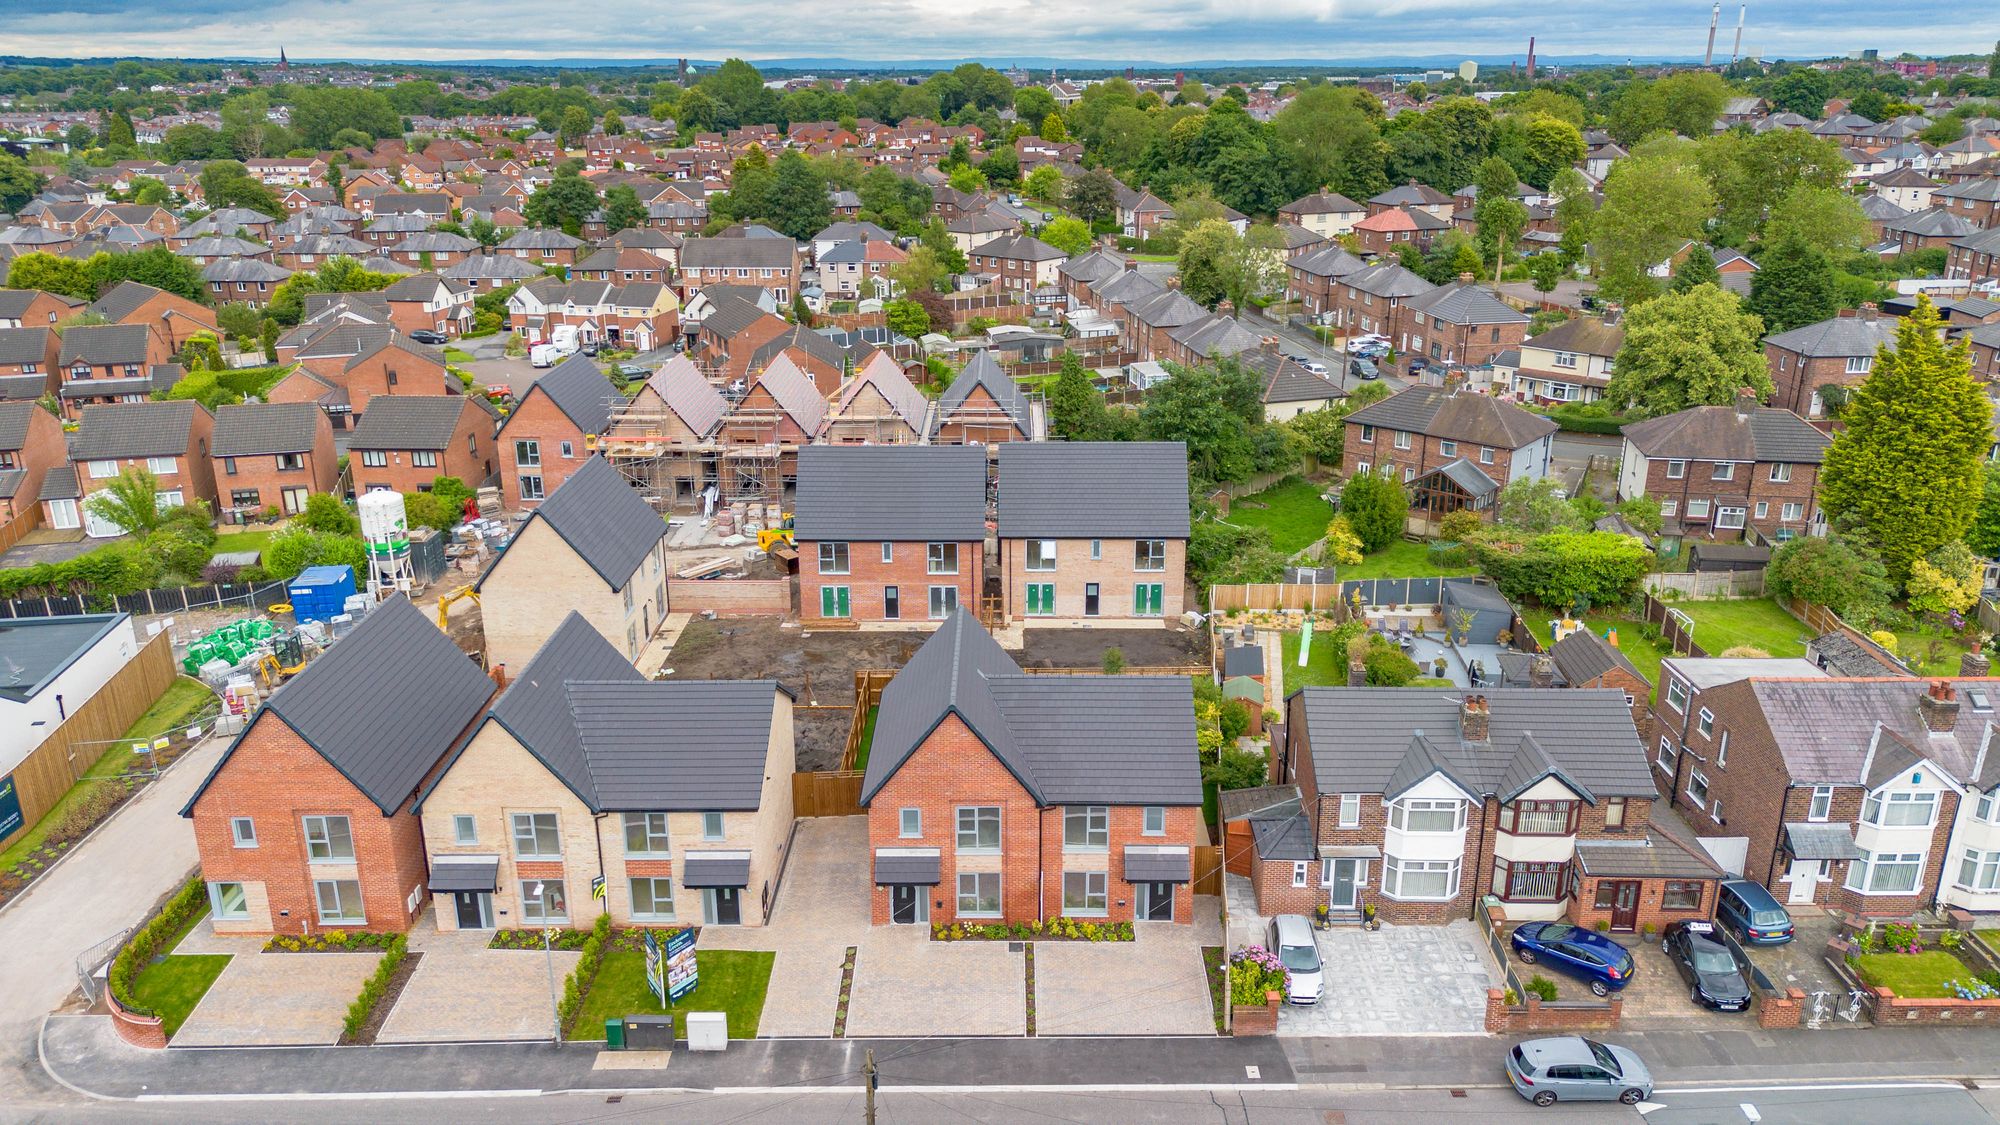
[6,0,1986,71]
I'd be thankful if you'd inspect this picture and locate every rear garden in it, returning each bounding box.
[1225,477,1333,555]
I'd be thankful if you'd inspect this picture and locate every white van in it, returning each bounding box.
[1270,914,1324,1005]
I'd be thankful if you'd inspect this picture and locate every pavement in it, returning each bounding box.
[1279,921,1500,1036]
[460,354,543,398]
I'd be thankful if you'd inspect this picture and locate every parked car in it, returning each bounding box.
[612,363,648,379]
[1349,358,1380,381]
[1511,921,1637,997]
[1661,920,1751,1012]
[1505,1037,1653,1107]
[408,329,448,345]
[1355,342,1390,359]
[1346,333,1389,354]
[1716,879,1795,945]
[1268,914,1323,1005]
[1297,359,1330,376]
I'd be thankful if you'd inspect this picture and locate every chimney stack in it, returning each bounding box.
[1735,386,1760,416]
[491,663,509,691]
[1529,656,1555,689]
[1860,302,1879,322]
[1460,694,1491,742]
[1920,681,1961,733]
[1456,272,1474,285]
[1963,651,1992,678]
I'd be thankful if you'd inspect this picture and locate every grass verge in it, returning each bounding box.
[856,704,880,772]
[570,948,775,1040]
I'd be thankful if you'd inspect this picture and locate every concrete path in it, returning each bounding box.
[0,733,224,1107]
[698,817,871,1037]
[378,926,578,1044]
[173,950,381,1047]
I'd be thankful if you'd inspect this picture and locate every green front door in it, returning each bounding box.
[1134,583,1163,617]
[820,585,850,618]
[1026,582,1055,615]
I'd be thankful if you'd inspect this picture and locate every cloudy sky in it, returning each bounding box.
[5,0,1983,64]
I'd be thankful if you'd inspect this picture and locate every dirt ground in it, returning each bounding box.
[136,566,484,661]
[1019,626,1207,670]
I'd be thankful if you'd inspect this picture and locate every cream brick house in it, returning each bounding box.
[416,613,796,930]
[475,454,669,672]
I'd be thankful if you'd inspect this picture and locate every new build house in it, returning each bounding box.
[861,611,1203,926]
[794,445,988,626]
[496,354,617,509]
[181,595,498,935]
[416,613,794,931]
[995,441,1189,623]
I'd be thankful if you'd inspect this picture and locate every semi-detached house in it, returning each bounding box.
[1616,392,1829,542]
[1762,306,1900,418]
[794,444,988,626]
[861,611,1203,926]
[496,354,617,508]
[995,441,1189,624]
[1342,385,1557,508]
[415,612,794,931]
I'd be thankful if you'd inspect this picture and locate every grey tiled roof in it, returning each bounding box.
[694,293,774,341]
[1251,814,1316,860]
[524,354,617,435]
[862,610,1201,806]
[200,257,292,283]
[939,350,1028,427]
[211,402,322,457]
[0,327,52,366]
[0,399,40,449]
[1742,677,1997,785]
[186,595,495,817]
[794,445,988,541]
[58,323,153,367]
[347,395,479,451]
[1219,784,1300,823]
[1293,686,1656,798]
[996,441,1191,539]
[466,612,643,806]
[1407,282,1529,327]
[1341,262,1434,299]
[1283,191,1364,215]
[1620,405,1830,464]
[682,237,797,270]
[37,464,78,501]
[0,289,80,321]
[502,454,665,590]
[1763,313,1900,358]
[71,400,204,459]
[1290,243,1368,279]
[566,679,786,809]
[1548,628,1645,689]
[1346,385,1557,450]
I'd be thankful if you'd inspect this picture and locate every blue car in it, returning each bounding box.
[1716,879,1795,945]
[1511,922,1638,997]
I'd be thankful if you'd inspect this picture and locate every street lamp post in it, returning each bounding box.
[532,881,561,1045]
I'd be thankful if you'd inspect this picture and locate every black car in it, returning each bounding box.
[408,329,448,345]
[1660,920,1751,1012]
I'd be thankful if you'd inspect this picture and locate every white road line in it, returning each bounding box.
[1656,1081,1966,1094]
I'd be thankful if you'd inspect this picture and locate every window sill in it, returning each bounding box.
[957,848,1002,857]
[1063,911,1109,919]
[514,855,564,863]
[1063,846,1109,855]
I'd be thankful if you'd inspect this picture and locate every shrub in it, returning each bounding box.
[1361,637,1421,686]
[1101,647,1126,675]
[1339,470,1408,553]
[1436,510,1482,543]
[1718,645,1771,658]
[1227,946,1289,1005]
[1870,631,1899,656]
[1526,975,1559,1002]
[296,493,360,536]
[109,877,209,1016]
[341,934,409,1041]
[1471,529,1652,611]
[1879,921,1921,954]
[555,913,614,1034]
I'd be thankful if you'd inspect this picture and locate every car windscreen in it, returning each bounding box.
[1585,1040,1622,1077]
[1751,909,1790,927]
[1279,943,1320,972]
[1690,943,1737,975]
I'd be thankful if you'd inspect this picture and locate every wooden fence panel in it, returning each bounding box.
[0,632,179,853]
[0,504,44,557]
[1192,845,1224,898]
[1644,570,1767,598]
[1209,583,1344,615]
[792,771,865,818]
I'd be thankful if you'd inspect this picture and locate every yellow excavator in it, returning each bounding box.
[755,515,795,553]
[436,586,480,629]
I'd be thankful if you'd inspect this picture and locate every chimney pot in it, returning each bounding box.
[1860,303,1879,321]
[1735,386,1760,415]
[1920,680,1961,732]
[1460,694,1490,742]
[1962,651,1992,678]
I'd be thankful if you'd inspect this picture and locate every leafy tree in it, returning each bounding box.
[129,177,171,206]
[86,247,206,303]
[1065,167,1119,225]
[1046,353,1112,441]
[1512,113,1586,188]
[1282,405,1348,464]
[1204,739,1269,790]
[1040,216,1092,257]
[1906,541,1983,616]
[883,299,929,339]
[162,123,225,162]
[1764,184,1870,257]
[0,153,47,212]
[1339,470,1409,552]
[1819,296,1994,583]
[891,245,945,296]
[1767,68,1832,117]
[297,493,360,536]
[178,331,223,372]
[600,184,646,235]
[1495,478,1586,534]
[197,160,282,215]
[1271,85,1389,201]
[1970,464,2000,558]
[289,87,400,149]
[523,170,600,237]
[1471,529,1653,610]
[1592,151,1715,307]
[1605,284,1770,417]
[214,302,262,341]
[1473,156,1528,282]
[1177,219,1236,307]
[1140,363,1262,486]
[1322,515,1364,566]
[558,105,592,147]
[6,253,94,300]
[106,111,136,149]
[1746,239,1839,335]
[84,467,165,535]
[1023,164,1064,203]
[766,151,833,240]
[978,144,1018,188]
[1527,253,1566,294]
[1671,244,1720,293]
[1692,130,1848,246]
[1014,86,1057,127]
[1548,167,1594,269]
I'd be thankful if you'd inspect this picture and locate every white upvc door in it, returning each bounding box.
[1784,859,1822,904]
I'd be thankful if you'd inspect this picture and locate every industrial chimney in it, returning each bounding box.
[1526,37,1537,81]
[1704,2,1721,67]
[1730,6,1746,65]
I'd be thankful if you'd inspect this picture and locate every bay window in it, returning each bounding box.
[1860,790,1937,828]
[1388,798,1464,833]
[1846,849,1923,895]
[1382,856,1459,900]
[1492,857,1566,902]
[1959,849,2000,892]
[1500,800,1576,836]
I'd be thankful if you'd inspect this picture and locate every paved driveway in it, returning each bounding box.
[847,927,1026,1038]
[376,924,579,1043]
[1278,920,1499,1036]
[1034,900,1222,1036]
[699,816,872,1037]
[460,355,544,398]
[171,934,381,1047]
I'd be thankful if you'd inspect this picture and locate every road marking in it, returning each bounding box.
[1655,1081,1963,1094]
[1741,1104,1762,1123]
[138,1091,546,1102]
[1246,1065,1261,1080]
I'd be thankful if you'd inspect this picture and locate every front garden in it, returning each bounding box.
[570,941,775,1040]
[1846,924,1999,1001]
[111,878,220,1039]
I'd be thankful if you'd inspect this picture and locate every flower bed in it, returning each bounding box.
[930,918,1135,942]
[1227,946,1290,1006]
[264,931,401,953]
[339,935,414,1045]
[488,926,599,951]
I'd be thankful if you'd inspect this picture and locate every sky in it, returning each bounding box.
[5,0,1992,65]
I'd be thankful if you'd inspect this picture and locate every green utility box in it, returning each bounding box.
[604,1018,625,1050]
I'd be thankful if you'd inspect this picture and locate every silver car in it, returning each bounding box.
[1268,914,1324,1005]
[1505,1036,1653,1107]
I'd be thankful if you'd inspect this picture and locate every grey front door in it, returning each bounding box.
[1142,882,1174,921]
[453,891,491,929]
[709,886,742,925]
[1329,860,1360,910]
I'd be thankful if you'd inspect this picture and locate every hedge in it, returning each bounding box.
[109,876,208,1017]
[556,913,614,1035]
[1539,406,1634,436]
[341,934,409,1041]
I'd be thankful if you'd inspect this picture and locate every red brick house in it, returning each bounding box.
[1287,244,1368,322]
[0,287,85,330]
[1260,687,1722,930]
[56,323,178,419]
[678,237,802,303]
[794,445,988,625]
[934,351,1041,444]
[969,233,1066,295]
[0,327,62,399]
[200,258,294,306]
[0,399,66,524]
[181,595,497,936]
[496,354,616,508]
[860,611,1203,926]
[348,394,498,494]
[87,280,219,353]
[1403,280,1530,369]
[1616,392,1829,542]
[995,441,1189,624]
[1762,306,1901,418]
[68,400,219,535]
[1353,206,1452,256]
[1343,385,1557,493]
[382,274,476,338]
[211,401,338,518]
[1949,228,2000,287]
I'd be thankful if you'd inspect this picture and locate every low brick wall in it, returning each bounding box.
[1756,988,1806,1029]
[107,993,167,1049]
[670,578,792,616]
[1232,990,1282,1036]
[1871,986,2000,1025]
[1484,988,1622,1033]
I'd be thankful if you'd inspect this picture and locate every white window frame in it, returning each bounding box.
[881,541,894,563]
[1769,463,1792,483]
[302,815,354,862]
[1688,770,1710,808]
[1861,789,1938,828]
[146,456,178,475]
[1808,786,1833,823]
[1292,861,1310,888]
[1665,459,1685,480]
[957,871,1001,917]
[1657,736,1677,772]
[314,878,366,924]
[1381,856,1460,901]
[1712,462,1734,482]
[1393,430,1411,450]
[1845,849,1922,895]
[1026,539,1057,571]
[1665,678,1688,714]
[1388,798,1465,833]
[1696,708,1713,737]
[1338,793,1361,828]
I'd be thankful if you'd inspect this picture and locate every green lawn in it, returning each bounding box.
[1227,478,1333,555]
[1282,627,1348,688]
[1338,539,1479,580]
[1129,253,1177,263]
[211,527,280,560]
[1523,613,1663,690]
[855,705,880,772]
[0,677,214,873]
[442,346,476,363]
[131,954,231,1037]
[571,948,774,1040]
[1678,598,1813,660]
[1891,629,1978,678]
[1851,950,1983,999]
